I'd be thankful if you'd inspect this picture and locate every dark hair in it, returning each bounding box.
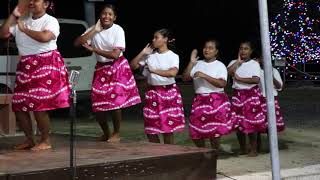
[205,38,220,51]
[155,28,176,50]
[100,4,117,16]
[204,38,221,59]
[44,0,54,14]
[240,40,255,50]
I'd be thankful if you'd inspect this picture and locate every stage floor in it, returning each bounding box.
[0,135,217,180]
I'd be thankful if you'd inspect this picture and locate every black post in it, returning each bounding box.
[69,89,76,180]
[68,70,80,180]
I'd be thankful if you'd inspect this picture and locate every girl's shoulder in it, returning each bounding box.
[248,59,260,65]
[167,50,179,59]
[214,60,226,66]
[41,14,58,24]
[111,24,124,32]
[227,59,237,67]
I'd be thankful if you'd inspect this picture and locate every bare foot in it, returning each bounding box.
[14,140,35,150]
[107,133,120,143]
[248,150,258,157]
[257,145,262,153]
[238,149,248,155]
[282,143,289,150]
[97,134,109,142]
[31,142,52,151]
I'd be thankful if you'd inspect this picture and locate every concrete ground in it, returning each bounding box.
[4,85,320,179]
[217,128,320,179]
[218,164,320,180]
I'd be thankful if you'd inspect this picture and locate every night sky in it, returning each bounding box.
[0,0,283,70]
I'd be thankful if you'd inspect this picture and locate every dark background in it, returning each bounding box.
[0,0,286,69]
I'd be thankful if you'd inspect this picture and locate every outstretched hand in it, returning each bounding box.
[12,6,22,18]
[190,49,199,64]
[142,43,154,55]
[94,20,103,32]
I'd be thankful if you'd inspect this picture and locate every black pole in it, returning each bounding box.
[68,70,80,180]
[69,89,76,180]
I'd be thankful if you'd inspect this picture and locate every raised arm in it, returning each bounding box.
[182,49,199,81]
[0,7,20,39]
[130,44,153,70]
[74,20,102,47]
[227,54,244,76]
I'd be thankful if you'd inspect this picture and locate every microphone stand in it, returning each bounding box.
[69,70,80,180]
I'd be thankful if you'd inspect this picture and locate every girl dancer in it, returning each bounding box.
[130,29,185,144]
[227,41,265,156]
[75,4,141,143]
[257,58,285,132]
[183,39,233,149]
[0,0,70,151]
[256,57,285,152]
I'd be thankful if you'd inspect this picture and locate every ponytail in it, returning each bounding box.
[155,28,176,51]
[44,0,55,15]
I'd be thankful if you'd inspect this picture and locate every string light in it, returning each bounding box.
[270,0,320,80]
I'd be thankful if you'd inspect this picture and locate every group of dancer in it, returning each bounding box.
[0,1,284,156]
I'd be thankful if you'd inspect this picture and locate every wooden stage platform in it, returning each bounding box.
[0,135,217,180]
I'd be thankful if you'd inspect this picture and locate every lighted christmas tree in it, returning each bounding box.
[270,0,320,80]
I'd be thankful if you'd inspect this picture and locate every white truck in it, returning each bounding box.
[0,19,95,100]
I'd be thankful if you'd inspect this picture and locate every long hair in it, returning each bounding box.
[44,0,55,15]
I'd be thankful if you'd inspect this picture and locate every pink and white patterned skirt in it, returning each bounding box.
[143,84,185,134]
[12,50,70,112]
[189,92,234,139]
[260,96,285,133]
[91,56,141,112]
[231,86,266,134]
